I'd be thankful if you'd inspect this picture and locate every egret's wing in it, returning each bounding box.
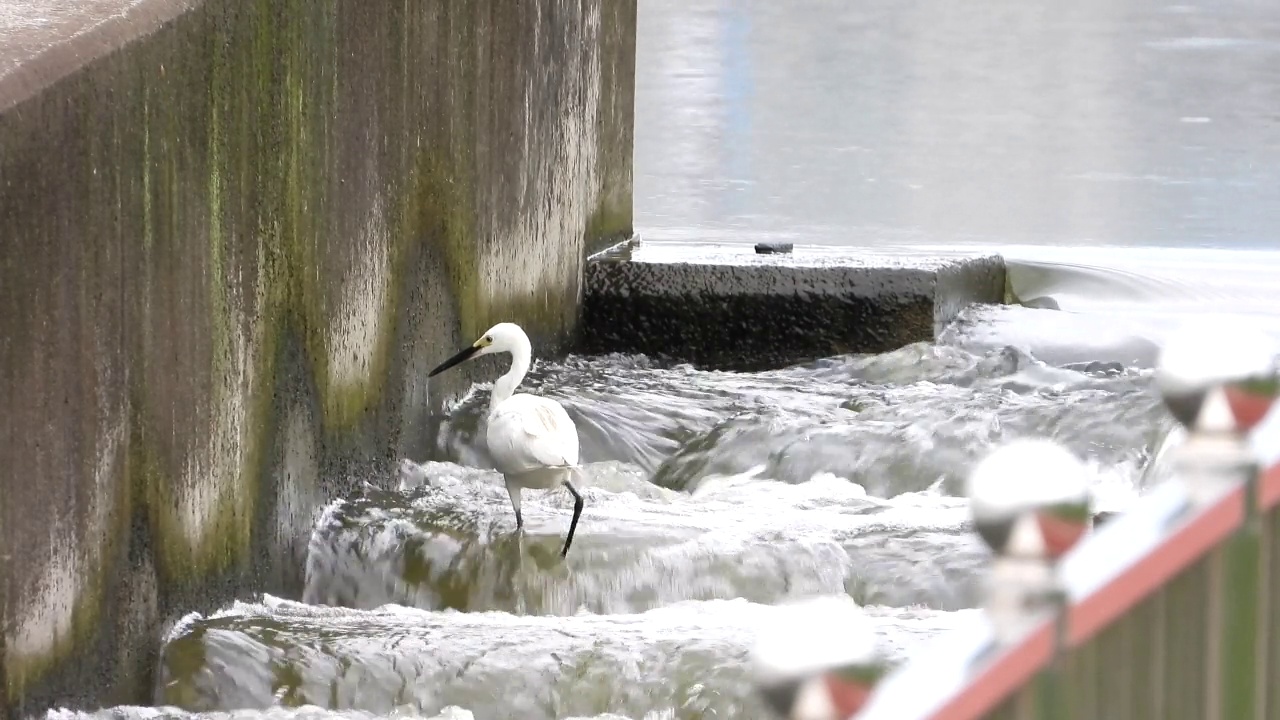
[487,394,580,474]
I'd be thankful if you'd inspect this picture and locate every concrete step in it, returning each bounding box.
[580,239,1006,371]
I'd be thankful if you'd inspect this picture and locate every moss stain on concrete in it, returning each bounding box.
[1,0,638,711]
[404,149,478,337]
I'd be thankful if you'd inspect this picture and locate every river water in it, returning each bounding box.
[51,1,1280,719]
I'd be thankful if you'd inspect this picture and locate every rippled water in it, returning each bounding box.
[635,0,1280,250]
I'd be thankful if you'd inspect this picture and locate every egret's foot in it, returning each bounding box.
[507,525,526,555]
[512,527,528,572]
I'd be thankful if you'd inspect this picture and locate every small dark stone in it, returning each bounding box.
[755,242,794,254]
[840,398,867,412]
[1062,360,1125,377]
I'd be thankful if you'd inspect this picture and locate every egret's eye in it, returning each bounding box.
[484,335,493,344]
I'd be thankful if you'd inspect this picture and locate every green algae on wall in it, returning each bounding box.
[0,0,637,714]
[402,149,480,341]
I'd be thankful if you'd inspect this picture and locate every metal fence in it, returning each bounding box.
[752,324,1280,720]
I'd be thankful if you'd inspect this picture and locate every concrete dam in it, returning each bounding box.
[0,0,635,714]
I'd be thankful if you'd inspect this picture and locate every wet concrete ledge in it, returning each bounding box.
[0,0,635,716]
[580,241,1006,371]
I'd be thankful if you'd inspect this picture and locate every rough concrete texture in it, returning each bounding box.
[580,243,1005,371]
[0,0,635,715]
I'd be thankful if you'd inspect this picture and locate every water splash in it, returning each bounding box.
[433,342,1169,496]
[303,459,985,614]
[320,341,1175,619]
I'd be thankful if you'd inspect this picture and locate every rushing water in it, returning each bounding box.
[76,342,1173,720]
[50,0,1280,718]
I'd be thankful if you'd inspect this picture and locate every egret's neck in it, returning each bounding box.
[490,339,532,412]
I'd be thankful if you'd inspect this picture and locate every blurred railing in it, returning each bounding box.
[752,323,1280,720]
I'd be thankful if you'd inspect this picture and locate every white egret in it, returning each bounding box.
[428,322,585,557]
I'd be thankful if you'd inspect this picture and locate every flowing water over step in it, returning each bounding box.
[68,333,1181,720]
[153,596,974,720]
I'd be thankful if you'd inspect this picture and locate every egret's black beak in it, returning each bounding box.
[429,344,481,377]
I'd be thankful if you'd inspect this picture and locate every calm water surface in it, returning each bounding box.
[57,2,1280,719]
[636,0,1280,250]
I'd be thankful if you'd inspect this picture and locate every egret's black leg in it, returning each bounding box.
[505,479,524,531]
[561,480,584,558]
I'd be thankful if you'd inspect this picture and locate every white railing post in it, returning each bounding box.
[1155,322,1278,507]
[965,439,1093,648]
[750,594,892,720]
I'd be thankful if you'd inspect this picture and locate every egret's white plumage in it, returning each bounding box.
[428,322,585,557]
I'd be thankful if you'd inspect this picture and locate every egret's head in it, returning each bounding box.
[428,322,530,377]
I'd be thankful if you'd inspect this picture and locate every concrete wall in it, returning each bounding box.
[0,0,635,714]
